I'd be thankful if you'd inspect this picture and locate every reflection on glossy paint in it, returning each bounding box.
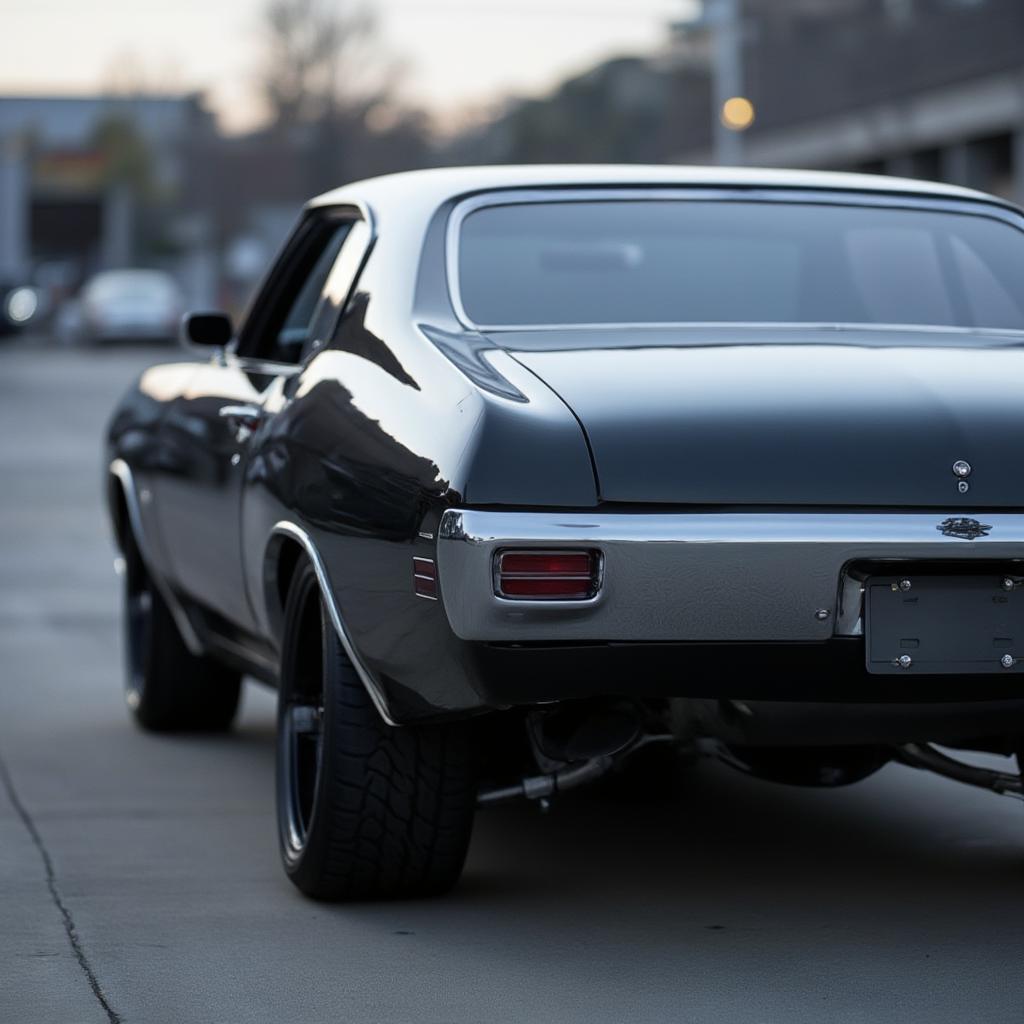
[333,292,419,388]
[138,362,199,403]
[251,374,449,539]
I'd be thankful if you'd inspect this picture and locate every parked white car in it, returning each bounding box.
[59,270,183,345]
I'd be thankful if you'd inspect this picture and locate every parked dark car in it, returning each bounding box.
[106,165,1024,901]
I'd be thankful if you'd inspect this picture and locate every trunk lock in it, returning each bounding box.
[952,460,972,494]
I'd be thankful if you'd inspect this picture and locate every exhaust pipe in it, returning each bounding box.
[476,755,616,808]
[476,731,676,809]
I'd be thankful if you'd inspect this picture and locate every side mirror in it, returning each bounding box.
[181,311,233,351]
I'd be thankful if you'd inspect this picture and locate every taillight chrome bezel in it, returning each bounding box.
[492,548,604,602]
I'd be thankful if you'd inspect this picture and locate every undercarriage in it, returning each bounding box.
[475,698,1024,809]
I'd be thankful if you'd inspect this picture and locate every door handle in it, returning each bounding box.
[218,403,261,442]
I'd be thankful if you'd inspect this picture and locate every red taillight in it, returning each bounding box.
[499,552,592,576]
[494,549,601,601]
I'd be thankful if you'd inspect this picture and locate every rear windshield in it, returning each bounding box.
[456,199,1024,330]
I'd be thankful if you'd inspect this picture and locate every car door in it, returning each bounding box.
[153,210,359,634]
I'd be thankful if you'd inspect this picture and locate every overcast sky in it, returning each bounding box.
[0,0,697,132]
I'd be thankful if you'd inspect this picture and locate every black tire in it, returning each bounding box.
[122,529,241,732]
[276,561,477,901]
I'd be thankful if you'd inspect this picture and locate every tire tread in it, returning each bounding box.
[281,562,476,901]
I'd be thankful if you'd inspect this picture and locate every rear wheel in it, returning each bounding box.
[122,530,241,731]
[276,561,477,901]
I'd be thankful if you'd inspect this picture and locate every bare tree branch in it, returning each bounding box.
[257,0,388,126]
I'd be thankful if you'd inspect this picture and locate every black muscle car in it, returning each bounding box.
[107,166,1024,900]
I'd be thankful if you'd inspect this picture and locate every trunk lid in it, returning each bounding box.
[502,328,1024,507]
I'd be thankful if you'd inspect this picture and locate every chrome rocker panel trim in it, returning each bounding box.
[437,509,1024,643]
[108,458,204,656]
[267,521,398,726]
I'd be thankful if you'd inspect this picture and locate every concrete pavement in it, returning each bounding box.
[2,337,1024,1024]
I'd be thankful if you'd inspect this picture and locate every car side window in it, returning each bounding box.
[300,219,373,363]
[267,221,352,365]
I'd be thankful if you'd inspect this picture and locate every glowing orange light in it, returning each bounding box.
[721,96,755,131]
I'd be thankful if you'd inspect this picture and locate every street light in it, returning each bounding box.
[671,0,752,164]
[692,0,747,166]
[720,95,755,131]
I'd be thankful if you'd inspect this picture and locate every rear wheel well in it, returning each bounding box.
[267,536,307,642]
[108,475,131,554]
[276,540,305,610]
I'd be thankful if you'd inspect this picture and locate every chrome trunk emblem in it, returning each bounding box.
[937,517,991,540]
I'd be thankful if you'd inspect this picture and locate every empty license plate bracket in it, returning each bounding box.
[865,574,1024,674]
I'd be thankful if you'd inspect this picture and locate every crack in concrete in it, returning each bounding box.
[0,750,122,1024]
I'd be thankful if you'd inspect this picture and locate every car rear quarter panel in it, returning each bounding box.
[241,249,598,721]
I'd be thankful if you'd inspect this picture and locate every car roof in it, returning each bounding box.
[310,164,1016,215]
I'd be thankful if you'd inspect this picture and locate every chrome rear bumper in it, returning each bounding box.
[437,509,1024,643]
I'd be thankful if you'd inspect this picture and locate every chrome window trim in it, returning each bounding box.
[268,521,398,726]
[109,458,204,656]
[444,187,1024,333]
[437,508,1024,644]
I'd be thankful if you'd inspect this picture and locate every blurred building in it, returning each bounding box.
[0,94,216,298]
[0,90,435,313]
[674,0,1024,201]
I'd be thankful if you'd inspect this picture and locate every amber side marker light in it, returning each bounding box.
[494,550,602,600]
